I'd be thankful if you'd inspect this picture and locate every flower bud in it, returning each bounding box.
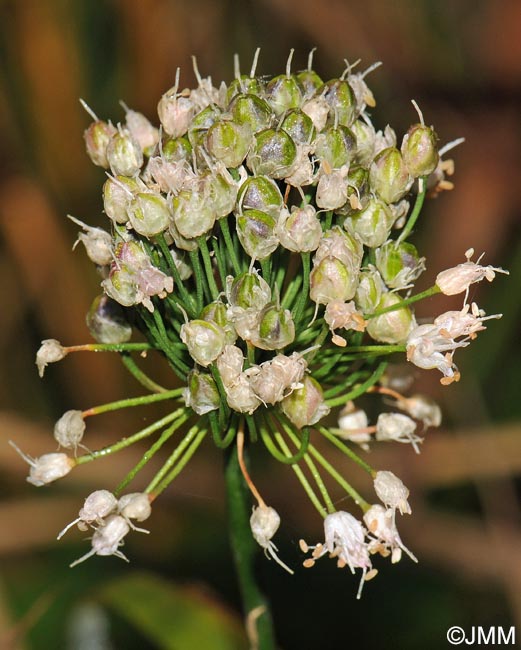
[401,124,439,177]
[280,109,315,145]
[127,192,171,237]
[335,402,371,449]
[369,147,412,204]
[366,293,415,344]
[54,410,86,450]
[236,209,279,260]
[238,175,283,218]
[86,295,132,344]
[375,241,425,289]
[157,90,195,137]
[310,256,357,304]
[315,126,357,169]
[36,339,68,378]
[205,119,252,168]
[250,504,280,544]
[346,199,394,249]
[373,470,411,515]
[280,376,330,429]
[84,120,117,168]
[118,493,152,523]
[228,93,273,132]
[319,78,357,127]
[226,76,263,104]
[247,128,297,179]
[103,175,144,224]
[276,204,322,253]
[183,370,220,415]
[180,320,226,367]
[106,128,143,177]
[251,303,295,350]
[171,189,216,239]
[200,300,237,345]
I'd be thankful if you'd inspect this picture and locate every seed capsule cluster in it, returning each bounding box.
[76,50,451,425]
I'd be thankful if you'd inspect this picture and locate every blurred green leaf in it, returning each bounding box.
[98,571,247,650]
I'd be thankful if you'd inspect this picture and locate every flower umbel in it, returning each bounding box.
[13,50,507,606]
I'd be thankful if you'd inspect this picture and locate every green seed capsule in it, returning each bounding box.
[370,147,412,204]
[162,136,192,162]
[226,76,264,105]
[205,119,252,168]
[280,109,316,145]
[346,198,394,248]
[280,376,330,429]
[253,303,295,350]
[184,370,220,415]
[84,120,116,168]
[181,320,226,367]
[228,93,273,132]
[310,257,358,304]
[296,69,323,99]
[237,175,284,218]
[315,125,357,169]
[106,129,143,176]
[86,295,132,344]
[401,124,439,177]
[127,192,171,237]
[355,267,386,312]
[190,103,222,131]
[366,292,415,344]
[247,128,297,179]
[265,74,302,116]
[236,209,278,260]
[375,240,425,289]
[319,78,357,127]
[227,270,271,311]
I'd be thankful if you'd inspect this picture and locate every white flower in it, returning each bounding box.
[250,505,293,574]
[394,394,442,429]
[375,412,423,454]
[363,504,417,564]
[70,515,131,567]
[334,402,372,450]
[118,493,152,532]
[57,489,118,539]
[436,248,508,296]
[300,511,377,599]
[36,339,67,378]
[324,300,367,347]
[406,302,501,384]
[54,410,86,452]
[373,471,411,515]
[248,353,307,405]
[10,441,75,486]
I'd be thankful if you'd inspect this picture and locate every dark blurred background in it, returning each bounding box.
[0,1,520,648]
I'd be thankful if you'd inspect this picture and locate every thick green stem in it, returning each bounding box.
[224,447,277,650]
